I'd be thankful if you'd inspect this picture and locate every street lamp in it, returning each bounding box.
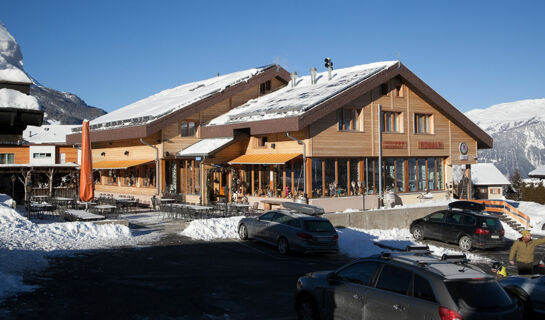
[10,174,16,199]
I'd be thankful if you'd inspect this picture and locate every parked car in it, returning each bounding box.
[238,209,338,255]
[410,201,505,251]
[501,275,545,318]
[295,247,521,320]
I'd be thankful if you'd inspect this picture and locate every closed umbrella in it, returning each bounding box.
[79,120,94,203]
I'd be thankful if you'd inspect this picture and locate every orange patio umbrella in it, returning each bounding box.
[79,120,94,202]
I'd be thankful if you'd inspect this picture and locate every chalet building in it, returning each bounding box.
[187,61,493,211]
[470,163,510,200]
[66,65,291,203]
[528,166,545,179]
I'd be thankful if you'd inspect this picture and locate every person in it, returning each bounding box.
[509,230,545,275]
[491,261,507,279]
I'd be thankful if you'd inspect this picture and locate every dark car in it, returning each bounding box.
[501,275,545,319]
[238,210,338,255]
[295,247,521,320]
[410,202,505,251]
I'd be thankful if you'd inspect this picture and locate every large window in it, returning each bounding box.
[337,108,362,131]
[311,158,323,198]
[418,158,427,191]
[33,153,52,159]
[415,114,432,134]
[181,121,196,137]
[396,158,405,192]
[0,153,14,164]
[382,112,402,133]
[408,158,417,192]
[324,159,336,196]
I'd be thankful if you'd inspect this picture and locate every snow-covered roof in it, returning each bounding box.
[528,165,545,178]
[89,66,274,130]
[207,61,397,126]
[0,88,39,110]
[471,163,510,186]
[177,137,234,157]
[0,23,32,83]
[23,125,79,144]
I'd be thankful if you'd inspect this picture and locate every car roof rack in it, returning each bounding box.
[281,202,325,216]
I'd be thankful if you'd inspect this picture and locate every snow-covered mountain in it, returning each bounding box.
[466,98,545,178]
[0,22,105,124]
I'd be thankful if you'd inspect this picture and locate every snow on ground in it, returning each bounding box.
[517,201,545,234]
[0,194,160,301]
[180,216,489,262]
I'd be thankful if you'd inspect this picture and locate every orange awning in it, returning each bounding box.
[228,153,302,165]
[93,159,153,170]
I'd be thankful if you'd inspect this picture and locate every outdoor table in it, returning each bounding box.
[260,199,283,211]
[63,209,106,222]
[93,204,117,215]
[30,203,55,218]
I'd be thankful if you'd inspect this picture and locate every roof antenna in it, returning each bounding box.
[290,72,298,88]
[324,58,333,80]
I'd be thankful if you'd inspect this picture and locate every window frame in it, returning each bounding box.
[337,107,362,132]
[414,113,433,134]
[0,153,15,164]
[382,111,402,133]
[180,120,197,137]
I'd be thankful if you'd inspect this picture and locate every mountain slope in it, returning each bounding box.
[466,98,545,178]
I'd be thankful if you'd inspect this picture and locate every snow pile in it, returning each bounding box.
[0,22,31,83]
[337,227,488,262]
[517,201,545,235]
[207,61,396,126]
[0,88,39,110]
[181,216,244,240]
[0,194,157,301]
[23,124,79,144]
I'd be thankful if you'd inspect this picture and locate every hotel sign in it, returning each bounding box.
[383,141,407,149]
[418,141,444,149]
[459,142,469,160]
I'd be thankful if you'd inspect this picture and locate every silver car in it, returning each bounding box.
[238,210,338,255]
[501,275,545,318]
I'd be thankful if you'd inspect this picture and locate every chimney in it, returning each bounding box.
[310,67,317,85]
[290,72,298,88]
[324,58,333,80]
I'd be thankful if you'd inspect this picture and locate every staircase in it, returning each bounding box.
[471,200,531,231]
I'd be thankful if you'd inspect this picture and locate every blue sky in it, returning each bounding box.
[2,0,544,113]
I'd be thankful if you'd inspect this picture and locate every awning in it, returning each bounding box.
[228,153,301,165]
[93,159,153,170]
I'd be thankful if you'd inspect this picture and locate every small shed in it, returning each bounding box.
[471,163,510,200]
[528,165,545,179]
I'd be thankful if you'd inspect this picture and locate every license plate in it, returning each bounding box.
[316,237,331,242]
[491,235,499,239]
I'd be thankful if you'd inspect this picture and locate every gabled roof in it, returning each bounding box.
[201,62,493,149]
[471,163,510,186]
[528,165,545,178]
[66,65,290,144]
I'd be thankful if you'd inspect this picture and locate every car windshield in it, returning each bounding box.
[304,220,335,232]
[445,280,512,309]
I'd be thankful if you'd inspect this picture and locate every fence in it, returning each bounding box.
[471,199,531,228]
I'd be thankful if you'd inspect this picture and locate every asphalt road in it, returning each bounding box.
[0,232,350,320]
[2,219,544,320]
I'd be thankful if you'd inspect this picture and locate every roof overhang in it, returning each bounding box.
[93,159,154,170]
[66,65,291,144]
[201,63,493,149]
[228,153,302,165]
[0,108,44,135]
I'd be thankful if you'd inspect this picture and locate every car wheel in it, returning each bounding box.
[459,235,472,251]
[238,224,248,240]
[296,295,319,320]
[277,237,289,255]
[412,225,424,241]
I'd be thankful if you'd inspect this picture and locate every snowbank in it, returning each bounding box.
[0,88,39,110]
[181,216,244,240]
[0,195,157,301]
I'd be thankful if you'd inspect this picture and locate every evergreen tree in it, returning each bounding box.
[507,169,523,201]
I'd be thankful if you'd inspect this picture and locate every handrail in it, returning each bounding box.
[470,200,530,228]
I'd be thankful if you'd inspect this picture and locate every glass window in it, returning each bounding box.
[338,158,348,195]
[396,158,405,192]
[324,159,336,197]
[376,265,412,295]
[285,163,293,197]
[428,211,446,222]
[181,121,196,137]
[366,159,374,193]
[304,220,335,232]
[253,165,259,196]
[462,215,476,226]
[286,219,302,229]
[312,158,323,198]
[413,275,437,302]
[293,160,304,195]
[374,159,380,194]
[0,153,14,164]
[382,112,402,133]
[445,280,513,309]
[349,159,360,195]
[188,121,196,136]
[260,166,270,196]
[384,159,395,192]
[484,218,502,230]
[418,158,427,191]
[272,213,290,223]
[408,158,417,192]
[259,211,275,221]
[337,108,362,131]
[415,114,432,133]
[437,158,443,190]
[446,213,462,224]
[337,261,380,286]
[428,158,436,190]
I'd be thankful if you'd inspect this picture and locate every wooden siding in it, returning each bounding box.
[309,79,476,162]
[244,130,309,156]
[57,147,78,163]
[91,133,161,162]
[0,146,29,164]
